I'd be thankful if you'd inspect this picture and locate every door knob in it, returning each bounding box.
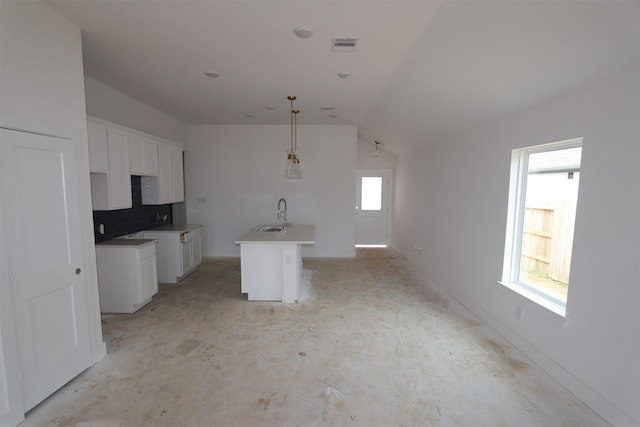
[75,268,82,275]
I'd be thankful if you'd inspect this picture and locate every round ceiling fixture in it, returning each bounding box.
[204,70,220,78]
[293,26,313,38]
[337,71,351,79]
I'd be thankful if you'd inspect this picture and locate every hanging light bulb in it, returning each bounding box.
[284,95,303,179]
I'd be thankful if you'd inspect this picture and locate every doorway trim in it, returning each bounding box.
[355,169,392,247]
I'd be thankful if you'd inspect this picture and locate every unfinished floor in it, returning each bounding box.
[21,248,607,426]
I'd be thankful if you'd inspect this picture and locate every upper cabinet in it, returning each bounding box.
[141,141,184,205]
[170,144,185,202]
[88,123,132,210]
[87,122,108,172]
[130,134,158,176]
[87,117,184,209]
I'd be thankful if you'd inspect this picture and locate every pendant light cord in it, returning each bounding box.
[293,109,298,153]
[288,95,296,153]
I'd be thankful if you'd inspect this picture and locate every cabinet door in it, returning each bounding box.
[180,241,193,276]
[158,142,173,203]
[170,145,184,202]
[193,234,202,267]
[130,135,158,176]
[142,138,159,176]
[137,254,158,302]
[106,127,132,209]
[1,129,91,411]
[87,122,108,172]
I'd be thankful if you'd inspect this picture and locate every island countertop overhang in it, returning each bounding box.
[235,224,315,245]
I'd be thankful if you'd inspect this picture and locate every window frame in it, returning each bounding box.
[501,138,583,317]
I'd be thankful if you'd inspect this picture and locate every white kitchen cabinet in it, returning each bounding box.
[95,240,158,313]
[88,123,132,210]
[87,117,183,207]
[87,122,108,172]
[193,231,202,267]
[179,227,202,276]
[143,225,202,283]
[170,144,185,202]
[141,140,184,204]
[130,134,158,176]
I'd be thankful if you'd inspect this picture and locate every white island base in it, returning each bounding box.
[236,224,315,302]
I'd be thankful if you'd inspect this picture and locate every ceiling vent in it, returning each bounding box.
[332,37,358,52]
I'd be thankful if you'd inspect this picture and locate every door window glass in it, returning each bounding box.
[361,177,382,210]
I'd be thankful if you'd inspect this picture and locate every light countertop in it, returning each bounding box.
[236,224,315,245]
[96,239,157,248]
[144,224,202,233]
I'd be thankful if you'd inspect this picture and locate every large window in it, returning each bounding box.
[502,139,582,316]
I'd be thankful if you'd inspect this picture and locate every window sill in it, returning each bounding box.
[498,281,569,327]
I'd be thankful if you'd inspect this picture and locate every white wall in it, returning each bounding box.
[84,77,188,144]
[185,125,357,257]
[392,67,640,426]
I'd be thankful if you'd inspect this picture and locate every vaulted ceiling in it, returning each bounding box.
[48,0,639,154]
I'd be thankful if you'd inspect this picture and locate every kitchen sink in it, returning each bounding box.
[256,225,286,232]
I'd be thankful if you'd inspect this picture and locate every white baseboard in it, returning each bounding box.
[421,273,638,427]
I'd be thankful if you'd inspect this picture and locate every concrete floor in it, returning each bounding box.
[22,248,607,426]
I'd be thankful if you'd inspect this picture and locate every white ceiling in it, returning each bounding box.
[47,0,639,154]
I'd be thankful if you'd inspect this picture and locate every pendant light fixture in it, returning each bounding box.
[284,95,303,179]
[370,140,383,158]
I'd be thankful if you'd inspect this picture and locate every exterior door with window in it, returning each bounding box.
[356,169,391,246]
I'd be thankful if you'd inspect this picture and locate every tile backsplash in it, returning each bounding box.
[93,176,172,242]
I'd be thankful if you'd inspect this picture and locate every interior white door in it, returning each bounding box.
[355,169,391,246]
[1,128,91,411]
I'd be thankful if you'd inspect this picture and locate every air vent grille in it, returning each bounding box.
[332,37,358,52]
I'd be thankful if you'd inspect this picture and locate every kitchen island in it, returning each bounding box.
[235,224,315,302]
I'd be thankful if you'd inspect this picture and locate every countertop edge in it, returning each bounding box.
[235,224,315,244]
[95,239,157,248]
[143,224,203,233]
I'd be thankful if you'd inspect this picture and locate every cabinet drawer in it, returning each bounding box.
[136,242,157,260]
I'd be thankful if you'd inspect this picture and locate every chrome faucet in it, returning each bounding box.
[277,198,287,225]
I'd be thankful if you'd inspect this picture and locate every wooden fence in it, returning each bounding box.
[520,202,575,284]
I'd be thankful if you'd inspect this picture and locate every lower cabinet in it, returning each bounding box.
[143,226,202,283]
[180,229,202,277]
[95,240,158,313]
